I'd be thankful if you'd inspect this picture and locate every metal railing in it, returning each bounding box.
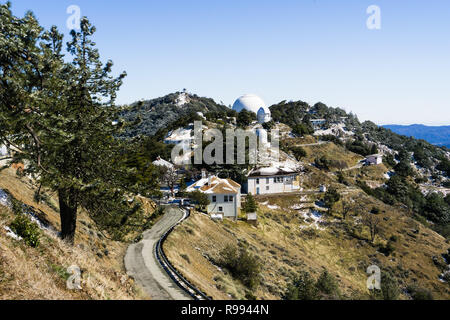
[154,207,211,300]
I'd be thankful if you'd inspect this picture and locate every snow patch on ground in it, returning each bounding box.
[439,268,450,283]
[0,189,11,208]
[197,112,206,120]
[0,188,56,234]
[299,209,324,230]
[0,144,8,156]
[25,211,53,232]
[176,92,189,107]
[3,226,22,241]
[165,128,193,143]
[309,210,323,222]
[267,204,280,210]
[439,254,450,283]
[153,158,174,169]
[384,171,395,179]
[314,123,354,137]
[314,201,327,210]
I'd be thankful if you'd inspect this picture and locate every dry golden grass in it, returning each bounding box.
[164,216,239,300]
[283,135,318,145]
[344,163,390,187]
[166,190,450,300]
[164,140,450,300]
[301,142,363,169]
[0,168,149,300]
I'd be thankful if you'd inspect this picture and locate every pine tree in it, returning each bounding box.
[1,6,147,244]
[244,193,258,213]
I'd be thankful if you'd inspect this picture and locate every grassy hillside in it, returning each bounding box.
[165,191,450,300]
[164,138,450,300]
[0,168,150,300]
[271,100,448,172]
[288,139,363,169]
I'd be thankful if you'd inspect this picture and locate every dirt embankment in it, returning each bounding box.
[0,168,147,300]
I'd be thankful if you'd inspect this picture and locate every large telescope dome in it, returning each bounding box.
[232,94,271,123]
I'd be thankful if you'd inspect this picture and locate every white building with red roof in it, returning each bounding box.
[187,172,241,220]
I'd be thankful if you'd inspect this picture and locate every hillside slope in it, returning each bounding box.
[119,92,230,138]
[166,190,450,300]
[164,141,450,300]
[0,168,150,300]
[117,93,449,300]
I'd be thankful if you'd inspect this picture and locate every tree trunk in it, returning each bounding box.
[58,188,78,245]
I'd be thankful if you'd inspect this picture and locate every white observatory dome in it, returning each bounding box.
[232,94,271,123]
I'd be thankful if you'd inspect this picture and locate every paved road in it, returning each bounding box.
[125,206,192,300]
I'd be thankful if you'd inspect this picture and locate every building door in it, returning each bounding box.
[256,187,260,195]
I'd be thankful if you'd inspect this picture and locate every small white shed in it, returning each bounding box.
[366,154,383,165]
[247,212,257,221]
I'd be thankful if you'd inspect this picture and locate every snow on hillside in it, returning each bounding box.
[299,210,324,230]
[0,144,7,156]
[0,188,55,234]
[0,189,10,208]
[165,127,193,143]
[176,92,190,107]
[313,123,354,137]
[153,157,174,169]
[3,226,22,240]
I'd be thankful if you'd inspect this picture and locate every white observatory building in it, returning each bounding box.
[232,94,271,124]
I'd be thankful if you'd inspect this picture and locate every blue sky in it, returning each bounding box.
[5,0,450,125]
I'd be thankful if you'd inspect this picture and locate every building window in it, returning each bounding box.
[266,178,270,184]
[212,196,216,203]
[228,196,234,202]
[218,207,223,212]
[224,195,229,202]
[266,186,270,191]
[256,178,260,185]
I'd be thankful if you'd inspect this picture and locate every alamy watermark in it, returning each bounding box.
[367,265,381,290]
[66,5,81,31]
[66,265,82,290]
[367,5,381,30]
[170,121,279,166]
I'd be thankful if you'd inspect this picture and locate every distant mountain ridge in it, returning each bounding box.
[383,124,450,149]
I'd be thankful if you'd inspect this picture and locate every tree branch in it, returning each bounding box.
[25,123,49,174]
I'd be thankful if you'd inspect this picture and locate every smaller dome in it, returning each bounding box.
[257,107,271,124]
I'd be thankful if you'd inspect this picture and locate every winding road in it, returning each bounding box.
[124,206,192,300]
